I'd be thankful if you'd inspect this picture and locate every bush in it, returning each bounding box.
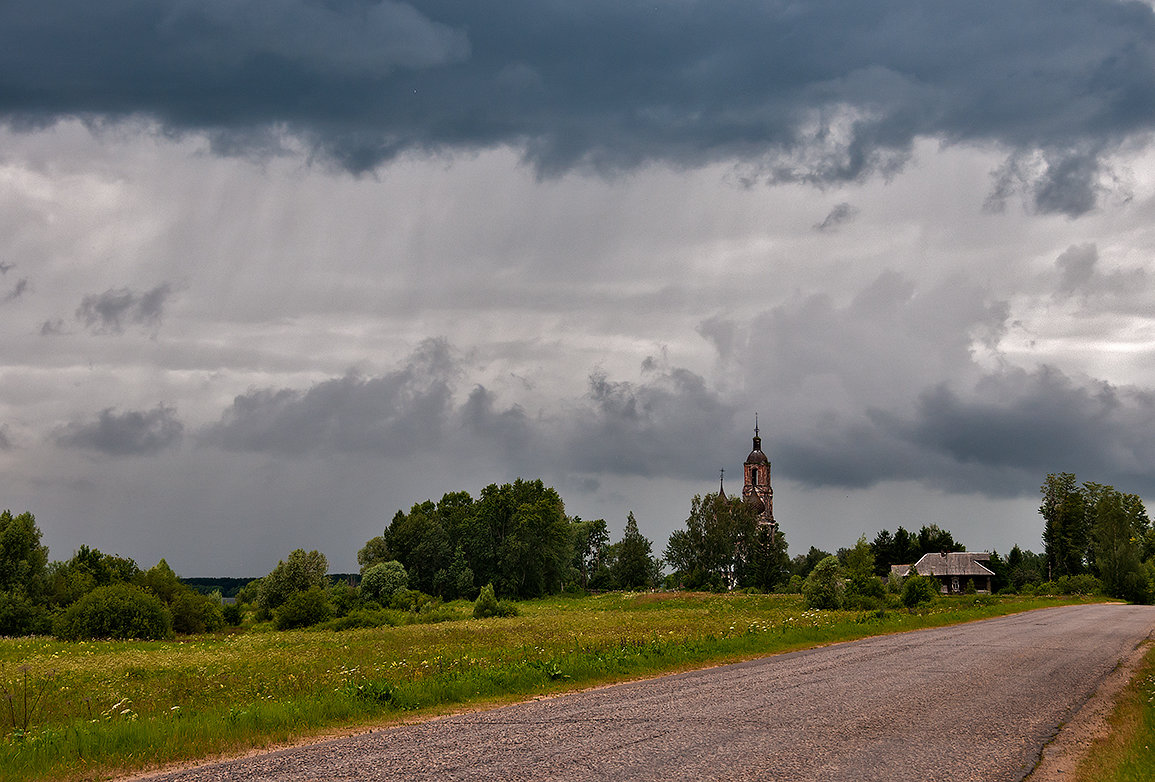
[361,561,408,605]
[802,556,844,610]
[221,602,243,626]
[320,608,398,631]
[473,583,518,618]
[388,588,440,613]
[273,586,333,630]
[0,591,51,636]
[54,583,172,640]
[901,572,939,608]
[1064,574,1102,596]
[171,589,225,634]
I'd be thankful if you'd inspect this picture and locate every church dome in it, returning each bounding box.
[745,431,768,464]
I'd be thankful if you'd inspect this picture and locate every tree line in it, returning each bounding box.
[3,469,1151,640]
[0,510,225,638]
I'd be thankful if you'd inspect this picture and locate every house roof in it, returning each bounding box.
[891,552,994,578]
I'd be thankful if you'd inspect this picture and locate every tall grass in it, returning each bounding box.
[0,592,1082,781]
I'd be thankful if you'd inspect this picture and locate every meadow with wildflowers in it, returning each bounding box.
[0,591,1084,781]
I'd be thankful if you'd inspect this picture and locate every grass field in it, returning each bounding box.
[1073,640,1155,782]
[0,591,1087,781]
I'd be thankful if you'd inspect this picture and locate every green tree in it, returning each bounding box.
[257,549,328,615]
[0,510,49,601]
[356,536,392,572]
[54,583,172,640]
[139,558,183,603]
[1088,484,1151,602]
[901,567,939,607]
[915,524,963,556]
[1040,472,1088,578]
[843,535,884,607]
[361,560,409,604]
[892,527,917,567]
[170,589,225,634]
[570,517,610,590]
[665,493,761,590]
[789,546,833,579]
[611,513,660,590]
[386,502,451,594]
[469,479,571,598]
[746,525,790,591]
[870,529,895,577]
[273,586,333,630]
[802,556,844,610]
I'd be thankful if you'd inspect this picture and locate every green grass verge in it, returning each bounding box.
[1073,641,1155,782]
[0,592,1084,781]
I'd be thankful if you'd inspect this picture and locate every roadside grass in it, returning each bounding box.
[1073,641,1155,782]
[0,592,1084,781]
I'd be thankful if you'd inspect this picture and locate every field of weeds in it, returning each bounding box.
[0,591,1084,781]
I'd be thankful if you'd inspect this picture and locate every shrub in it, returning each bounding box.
[901,571,939,608]
[273,586,333,630]
[473,583,517,618]
[388,588,440,613]
[0,591,51,636]
[1063,574,1102,596]
[54,583,172,640]
[361,561,408,605]
[802,556,844,610]
[171,589,225,634]
[221,602,243,626]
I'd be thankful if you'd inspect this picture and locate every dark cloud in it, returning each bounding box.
[0,426,11,451]
[3,2,1154,212]
[75,283,172,334]
[0,262,13,274]
[561,366,736,480]
[56,405,184,456]
[203,338,457,455]
[814,202,859,233]
[777,366,1155,497]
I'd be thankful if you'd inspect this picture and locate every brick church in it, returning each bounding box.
[720,418,777,538]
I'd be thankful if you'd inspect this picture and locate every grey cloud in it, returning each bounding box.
[0,426,11,451]
[1053,243,1147,301]
[3,278,27,302]
[775,367,1155,497]
[459,385,534,461]
[562,367,736,480]
[203,338,457,455]
[0,262,13,274]
[3,2,1155,211]
[815,203,859,233]
[39,318,65,336]
[76,284,172,334]
[56,405,184,456]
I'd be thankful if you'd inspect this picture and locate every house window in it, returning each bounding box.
[951,577,959,592]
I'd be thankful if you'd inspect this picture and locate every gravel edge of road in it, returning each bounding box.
[1024,636,1155,782]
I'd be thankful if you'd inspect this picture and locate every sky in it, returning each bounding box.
[4,0,1155,576]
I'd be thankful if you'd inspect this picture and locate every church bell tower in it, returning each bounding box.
[742,416,776,534]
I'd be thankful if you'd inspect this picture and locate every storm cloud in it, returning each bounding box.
[203,339,458,456]
[55,405,184,456]
[3,1,1155,212]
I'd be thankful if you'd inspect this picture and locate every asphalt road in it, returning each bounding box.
[139,604,1155,782]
